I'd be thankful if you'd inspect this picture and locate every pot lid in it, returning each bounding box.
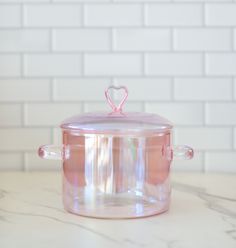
[60,86,173,134]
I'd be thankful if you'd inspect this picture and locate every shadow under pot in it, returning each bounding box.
[38,86,194,219]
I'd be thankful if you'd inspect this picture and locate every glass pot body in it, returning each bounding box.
[62,129,172,218]
[38,86,194,218]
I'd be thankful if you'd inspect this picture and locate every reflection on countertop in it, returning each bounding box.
[0,172,235,248]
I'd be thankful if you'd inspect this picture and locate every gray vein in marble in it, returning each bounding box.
[123,238,148,247]
[0,189,9,199]
[123,236,178,248]
[42,187,61,196]
[221,216,236,241]
[0,208,122,245]
[225,230,236,240]
[14,198,66,214]
[172,182,236,202]
[34,203,66,213]
[173,182,236,218]
[0,188,65,215]
[0,215,11,223]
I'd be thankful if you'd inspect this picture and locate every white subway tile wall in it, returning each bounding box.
[0,1,235,172]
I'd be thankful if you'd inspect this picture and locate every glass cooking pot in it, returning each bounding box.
[38,86,194,219]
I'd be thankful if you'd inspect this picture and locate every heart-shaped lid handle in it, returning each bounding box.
[105,86,128,113]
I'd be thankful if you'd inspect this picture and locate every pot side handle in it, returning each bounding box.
[38,145,63,160]
[172,145,194,160]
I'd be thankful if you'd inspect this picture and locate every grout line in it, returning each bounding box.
[49,29,53,52]
[171,28,174,51]
[231,77,234,100]
[2,26,236,30]
[81,3,85,27]
[141,53,145,76]
[203,53,206,76]
[231,28,234,51]
[1,1,230,5]
[0,76,233,80]
[143,53,147,76]
[111,28,115,51]
[20,54,24,77]
[50,78,54,102]
[81,52,85,76]
[20,3,24,28]
[202,3,206,27]
[141,3,146,27]
[170,77,175,101]
[203,102,207,127]
[1,75,236,80]
[2,51,236,55]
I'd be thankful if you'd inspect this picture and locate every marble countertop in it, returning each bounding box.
[0,172,235,248]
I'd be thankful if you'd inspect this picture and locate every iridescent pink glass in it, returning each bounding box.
[38,86,194,218]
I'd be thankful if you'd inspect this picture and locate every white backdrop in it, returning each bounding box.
[0,0,235,172]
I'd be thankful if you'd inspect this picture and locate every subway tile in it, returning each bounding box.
[0,55,21,77]
[174,78,232,101]
[53,128,62,145]
[114,28,171,51]
[206,53,236,76]
[174,28,231,51]
[146,53,203,76]
[84,54,142,76]
[25,152,60,171]
[206,4,236,26]
[174,127,231,150]
[146,4,203,26]
[84,102,110,112]
[84,101,143,113]
[25,103,82,126]
[53,29,110,51]
[24,4,82,27]
[0,104,21,126]
[0,30,50,52]
[205,152,236,172]
[0,153,23,171]
[146,103,204,125]
[0,5,21,27]
[0,79,50,102]
[114,78,171,100]
[0,128,51,151]
[206,103,236,125]
[24,54,82,77]
[0,1,235,174]
[53,79,110,101]
[84,4,142,27]
[172,151,204,172]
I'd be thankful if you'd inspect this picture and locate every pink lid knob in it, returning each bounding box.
[105,86,128,113]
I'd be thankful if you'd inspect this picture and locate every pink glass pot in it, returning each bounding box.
[38,86,194,219]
